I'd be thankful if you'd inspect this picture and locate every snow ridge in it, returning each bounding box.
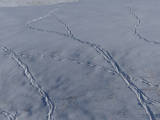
[0,45,55,120]
[128,7,160,45]
[26,5,160,120]
[0,111,18,120]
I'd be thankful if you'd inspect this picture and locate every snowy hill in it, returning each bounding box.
[0,0,79,7]
[0,0,160,120]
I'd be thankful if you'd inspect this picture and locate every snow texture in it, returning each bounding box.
[0,0,79,7]
[0,0,160,120]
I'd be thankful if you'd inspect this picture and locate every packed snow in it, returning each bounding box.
[0,0,160,120]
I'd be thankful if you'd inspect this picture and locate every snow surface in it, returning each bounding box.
[0,0,79,7]
[1,0,160,120]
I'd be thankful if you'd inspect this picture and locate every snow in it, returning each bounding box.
[0,0,79,7]
[0,0,160,120]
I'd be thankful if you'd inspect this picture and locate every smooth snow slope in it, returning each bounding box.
[1,0,160,120]
[0,0,79,7]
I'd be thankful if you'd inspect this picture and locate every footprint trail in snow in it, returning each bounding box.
[0,111,18,120]
[0,45,55,120]
[128,7,160,45]
[26,5,160,120]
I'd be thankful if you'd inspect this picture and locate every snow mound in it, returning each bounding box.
[0,0,79,7]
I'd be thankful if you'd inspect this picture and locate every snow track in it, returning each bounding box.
[26,5,160,120]
[134,77,160,88]
[51,55,117,75]
[26,6,69,38]
[128,7,160,45]
[85,43,160,120]
[0,45,55,120]
[0,111,18,120]
[18,52,117,75]
[20,52,157,89]
[48,54,160,90]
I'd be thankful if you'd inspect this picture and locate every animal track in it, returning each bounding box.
[26,5,160,120]
[128,7,160,45]
[0,111,18,120]
[0,45,55,120]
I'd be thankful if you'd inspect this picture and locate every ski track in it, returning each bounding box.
[26,5,160,120]
[128,7,160,45]
[0,111,18,120]
[0,45,55,120]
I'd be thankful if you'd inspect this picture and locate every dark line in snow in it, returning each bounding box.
[26,5,160,120]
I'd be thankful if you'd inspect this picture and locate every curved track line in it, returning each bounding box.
[26,5,160,120]
[128,7,160,45]
[0,45,55,120]
[0,111,18,120]
[26,6,69,37]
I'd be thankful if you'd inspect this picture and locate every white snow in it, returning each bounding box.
[0,0,79,7]
[1,0,160,120]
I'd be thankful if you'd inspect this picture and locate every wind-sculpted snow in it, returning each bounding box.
[0,111,18,120]
[0,45,55,120]
[128,7,160,45]
[26,5,160,120]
